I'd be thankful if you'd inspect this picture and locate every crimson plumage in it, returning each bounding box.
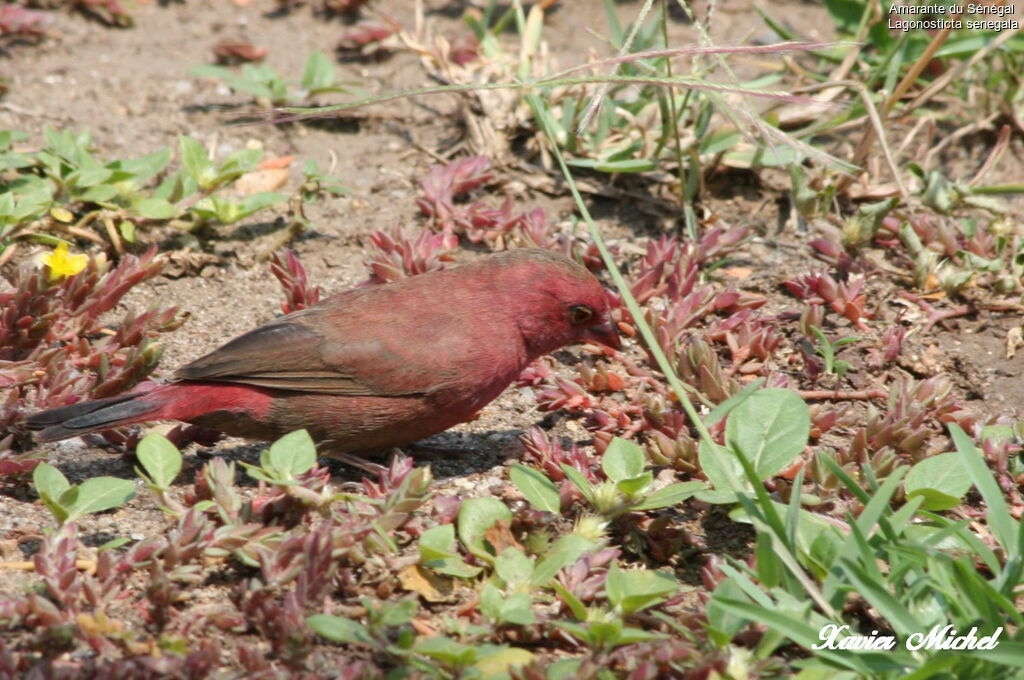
[26,248,620,452]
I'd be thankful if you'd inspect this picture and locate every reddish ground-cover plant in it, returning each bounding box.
[269,248,321,313]
[0,5,49,39]
[0,246,182,467]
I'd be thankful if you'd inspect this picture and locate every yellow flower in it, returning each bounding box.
[42,242,88,281]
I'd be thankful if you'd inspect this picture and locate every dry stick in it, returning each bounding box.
[836,27,952,195]
[923,111,1002,171]
[0,559,97,573]
[900,28,1020,116]
[102,215,124,257]
[968,124,1012,187]
[834,80,909,198]
[897,290,973,331]
[0,242,18,268]
[575,0,654,135]
[883,27,953,114]
[771,26,866,128]
[893,113,934,159]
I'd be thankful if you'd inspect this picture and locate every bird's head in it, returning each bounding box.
[501,249,621,357]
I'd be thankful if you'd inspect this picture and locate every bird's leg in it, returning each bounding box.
[326,450,390,476]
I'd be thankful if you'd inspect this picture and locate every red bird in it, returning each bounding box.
[27,248,620,453]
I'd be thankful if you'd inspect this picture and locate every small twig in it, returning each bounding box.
[968,124,1011,187]
[0,242,18,267]
[923,111,1001,171]
[883,27,952,115]
[1,559,97,573]
[899,28,1020,116]
[834,80,908,198]
[102,215,124,256]
[898,290,973,331]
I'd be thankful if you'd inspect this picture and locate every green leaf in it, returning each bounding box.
[306,614,374,645]
[905,450,966,510]
[64,477,136,522]
[179,136,214,188]
[567,158,656,173]
[704,378,766,427]
[604,563,679,614]
[493,547,534,588]
[267,429,317,479]
[509,464,560,513]
[136,432,182,489]
[632,481,705,510]
[458,496,512,562]
[301,51,337,92]
[413,636,477,666]
[558,463,593,499]
[117,148,172,182]
[133,197,177,220]
[532,533,593,586]
[698,440,744,498]
[473,646,535,676]
[726,388,809,481]
[33,462,71,502]
[419,523,482,578]
[601,437,645,482]
[949,424,1019,557]
[616,471,652,497]
[225,191,288,223]
[377,599,417,627]
[118,220,137,243]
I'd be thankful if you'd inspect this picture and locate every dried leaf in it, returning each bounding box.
[398,564,455,603]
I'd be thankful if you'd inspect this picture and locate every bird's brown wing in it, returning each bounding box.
[175,313,433,396]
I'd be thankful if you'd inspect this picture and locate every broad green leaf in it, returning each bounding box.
[726,388,809,480]
[532,534,593,586]
[133,197,177,220]
[905,451,972,511]
[474,646,535,676]
[559,463,593,499]
[377,599,417,627]
[267,429,317,479]
[136,432,182,489]
[33,462,71,502]
[306,614,374,645]
[633,481,705,510]
[413,636,476,665]
[231,192,288,222]
[64,477,136,522]
[616,472,652,497]
[698,440,744,498]
[601,437,645,482]
[604,563,678,614]
[493,547,534,589]
[509,464,560,513]
[179,136,214,188]
[302,51,337,92]
[117,147,172,182]
[119,220,136,243]
[458,497,512,561]
[419,523,481,578]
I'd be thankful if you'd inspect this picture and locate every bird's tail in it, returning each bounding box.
[24,392,163,442]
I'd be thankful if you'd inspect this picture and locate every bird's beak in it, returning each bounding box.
[581,318,622,351]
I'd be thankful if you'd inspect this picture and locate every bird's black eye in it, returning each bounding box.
[569,305,594,325]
